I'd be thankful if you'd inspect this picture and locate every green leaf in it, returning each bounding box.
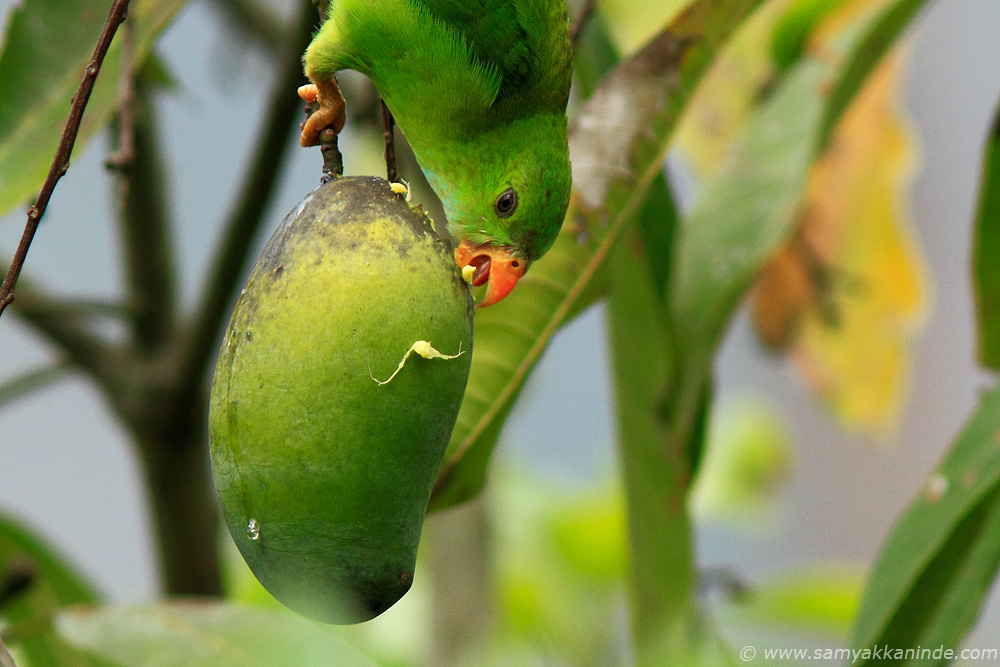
[974,102,1000,370]
[636,171,680,300]
[0,0,189,215]
[769,0,847,69]
[817,0,929,149]
[690,399,793,524]
[666,0,930,426]
[722,564,865,640]
[0,512,101,667]
[429,0,767,511]
[570,7,620,100]
[850,384,1000,665]
[55,602,378,667]
[607,226,700,663]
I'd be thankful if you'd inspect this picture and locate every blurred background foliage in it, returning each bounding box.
[1,0,998,664]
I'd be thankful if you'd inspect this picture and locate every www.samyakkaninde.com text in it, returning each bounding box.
[740,645,998,662]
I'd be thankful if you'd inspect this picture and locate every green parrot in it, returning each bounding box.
[298,0,573,306]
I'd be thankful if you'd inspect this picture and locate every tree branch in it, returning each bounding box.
[0,360,74,410]
[0,0,132,319]
[176,0,315,397]
[111,69,178,351]
[10,284,120,387]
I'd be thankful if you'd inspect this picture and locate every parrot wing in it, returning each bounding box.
[412,0,572,114]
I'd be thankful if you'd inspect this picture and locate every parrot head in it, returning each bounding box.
[430,112,571,308]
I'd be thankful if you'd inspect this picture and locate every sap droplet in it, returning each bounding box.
[925,474,948,502]
[247,518,261,540]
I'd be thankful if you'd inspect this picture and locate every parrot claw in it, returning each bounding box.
[300,78,347,147]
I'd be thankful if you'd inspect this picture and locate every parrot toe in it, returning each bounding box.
[299,79,347,147]
[297,84,319,103]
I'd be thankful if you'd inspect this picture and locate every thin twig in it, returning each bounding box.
[320,126,344,178]
[570,0,596,49]
[177,0,316,397]
[381,98,398,182]
[0,0,132,320]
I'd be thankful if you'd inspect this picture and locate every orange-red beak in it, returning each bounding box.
[454,240,528,308]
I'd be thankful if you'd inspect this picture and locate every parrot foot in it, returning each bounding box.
[299,78,347,147]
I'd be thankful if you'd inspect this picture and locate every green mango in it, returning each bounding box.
[209,176,473,624]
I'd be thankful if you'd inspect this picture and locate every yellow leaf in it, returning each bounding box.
[673,0,787,174]
[673,0,890,177]
[595,0,691,57]
[753,49,927,433]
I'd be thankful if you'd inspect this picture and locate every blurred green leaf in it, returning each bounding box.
[689,399,793,525]
[608,227,702,663]
[489,473,628,666]
[816,0,928,149]
[770,0,847,69]
[570,6,620,99]
[606,176,736,665]
[55,602,377,667]
[430,0,767,511]
[722,564,865,640]
[550,493,627,583]
[666,0,930,427]
[850,384,1000,665]
[0,0,189,215]
[636,171,681,299]
[0,512,102,667]
[974,103,1000,371]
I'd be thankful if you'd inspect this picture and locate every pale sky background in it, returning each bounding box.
[1,0,999,656]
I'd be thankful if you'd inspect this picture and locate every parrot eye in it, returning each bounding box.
[494,188,518,218]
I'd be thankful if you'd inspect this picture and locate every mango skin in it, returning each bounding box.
[209,176,473,624]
